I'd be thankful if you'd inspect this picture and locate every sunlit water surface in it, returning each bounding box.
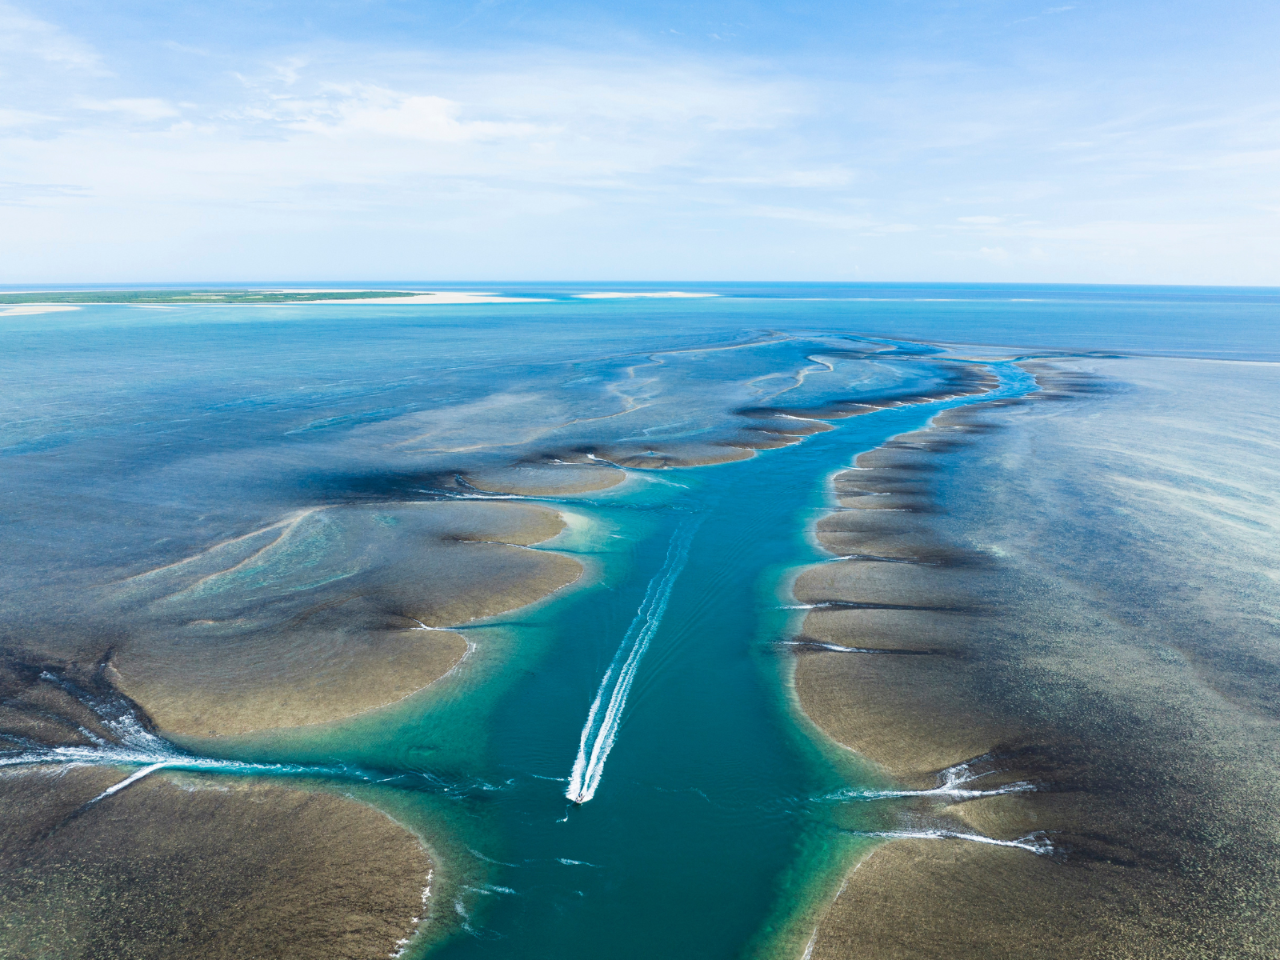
[3,284,1277,958]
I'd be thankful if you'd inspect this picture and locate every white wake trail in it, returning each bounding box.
[566,525,696,804]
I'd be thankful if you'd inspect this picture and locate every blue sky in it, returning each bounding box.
[1,0,1277,283]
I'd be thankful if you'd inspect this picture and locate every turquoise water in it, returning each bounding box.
[179,361,1033,959]
[2,284,1274,956]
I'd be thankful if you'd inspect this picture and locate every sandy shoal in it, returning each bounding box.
[463,461,626,495]
[0,304,82,316]
[0,767,433,960]
[789,368,1280,956]
[105,500,583,738]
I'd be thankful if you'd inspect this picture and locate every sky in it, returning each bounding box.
[1,0,1278,284]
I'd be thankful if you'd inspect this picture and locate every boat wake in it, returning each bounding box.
[565,524,697,805]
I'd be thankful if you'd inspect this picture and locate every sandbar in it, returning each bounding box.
[0,304,81,316]
[0,767,434,960]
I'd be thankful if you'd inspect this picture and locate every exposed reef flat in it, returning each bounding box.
[0,767,433,959]
[765,360,998,424]
[0,653,436,958]
[462,461,626,495]
[1,500,580,741]
[518,357,999,472]
[793,359,1280,957]
[105,500,582,738]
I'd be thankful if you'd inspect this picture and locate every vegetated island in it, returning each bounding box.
[0,289,546,305]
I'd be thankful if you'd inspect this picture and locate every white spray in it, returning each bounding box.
[566,525,697,804]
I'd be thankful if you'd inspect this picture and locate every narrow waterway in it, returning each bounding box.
[290,359,1032,958]
[17,356,1034,959]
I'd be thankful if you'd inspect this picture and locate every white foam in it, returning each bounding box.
[88,761,170,803]
[565,525,697,804]
[1,688,352,784]
[858,828,1054,855]
[409,617,450,631]
[828,759,1035,802]
[783,640,899,654]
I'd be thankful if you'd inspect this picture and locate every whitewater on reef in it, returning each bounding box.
[851,828,1056,856]
[566,524,698,805]
[822,759,1037,803]
[0,670,379,795]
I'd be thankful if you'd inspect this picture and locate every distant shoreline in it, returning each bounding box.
[0,289,550,308]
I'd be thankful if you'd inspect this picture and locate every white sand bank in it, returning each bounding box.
[0,304,82,316]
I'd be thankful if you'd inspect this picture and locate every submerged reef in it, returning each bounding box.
[793,359,1280,957]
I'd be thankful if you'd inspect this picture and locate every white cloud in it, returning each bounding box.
[0,55,814,229]
[0,3,102,72]
[701,167,855,188]
[0,179,88,204]
[0,107,49,127]
[248,84,539,142]
[0,9,1276,284]
[80,98,181,121]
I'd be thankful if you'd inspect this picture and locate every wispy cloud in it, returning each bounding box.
[0,2,103,72]
[700,168,856,188]
[0,179,89,205]
[0,0,1276,283]
[233,83,539,142]
[0,107,50,128]
[80,98,182,121]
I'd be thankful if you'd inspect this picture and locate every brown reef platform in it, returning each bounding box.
[791,360,1280,957]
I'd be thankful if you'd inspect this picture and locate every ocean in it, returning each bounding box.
[2,284,1277,958]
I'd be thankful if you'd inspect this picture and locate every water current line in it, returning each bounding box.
[850,828,1055,856]
[822,759,1036,802]
[0,715,355,782]
[566,524,698,805]
[0,674,370,790]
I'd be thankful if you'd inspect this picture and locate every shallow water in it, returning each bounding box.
[124,361,1031,959]
[2,284,1276,957]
